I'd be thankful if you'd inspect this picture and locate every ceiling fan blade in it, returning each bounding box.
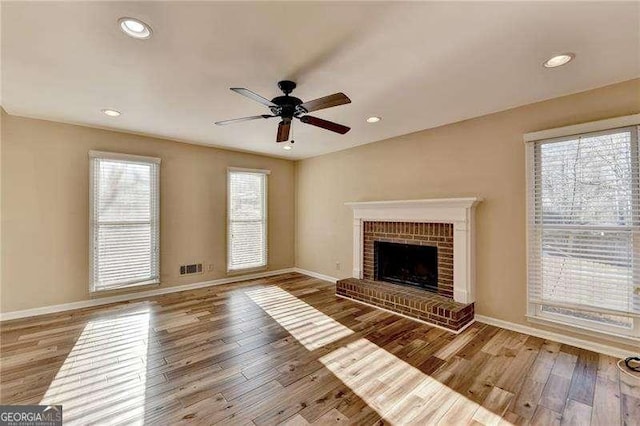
[230,88,277,108]
[299,92,351,113]
[214,115,273,126]
[299,115,350,134]
[276,121,291,142]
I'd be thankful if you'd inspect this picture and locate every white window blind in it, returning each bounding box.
[527,126,640,335]
[90,151,160,291]
[228,169,268,272]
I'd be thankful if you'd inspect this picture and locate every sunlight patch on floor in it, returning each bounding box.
[246,286,353,350]
[41,309,150,425]
[320,337,512,424]
[248,286,512,425]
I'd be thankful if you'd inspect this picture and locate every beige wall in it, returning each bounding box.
[295,79,640,351]
[1,111,295,311]
[3,79,639,351]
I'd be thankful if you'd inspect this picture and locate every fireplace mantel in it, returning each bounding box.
[345,198,482,304]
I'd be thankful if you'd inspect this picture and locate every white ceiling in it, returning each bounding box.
[2,1,639,160]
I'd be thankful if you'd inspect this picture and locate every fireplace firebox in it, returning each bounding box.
[374,241,438,292]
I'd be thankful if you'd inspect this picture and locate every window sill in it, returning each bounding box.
[227,266,267,276]
[91,279,160,296]
[526,314,639,346]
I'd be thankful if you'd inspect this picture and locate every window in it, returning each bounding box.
[90,151,160,291]
[527,124,640,338]
[227,168,269,272]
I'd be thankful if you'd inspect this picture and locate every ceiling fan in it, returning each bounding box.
[215,80,351,143]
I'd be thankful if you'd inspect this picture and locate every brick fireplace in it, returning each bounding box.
[363,221,453,298]
[338,198,481,332]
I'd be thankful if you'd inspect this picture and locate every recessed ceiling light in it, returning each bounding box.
[118,17,152,39]
[101,109,121,117]
[543,53,575,68]
[366,116,381,123]
[283,145,292,150]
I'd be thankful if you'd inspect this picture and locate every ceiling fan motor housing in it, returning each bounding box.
[271,81,306,118]
[271,95,303,118]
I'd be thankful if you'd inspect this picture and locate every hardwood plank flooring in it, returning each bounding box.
[0,272,637,425]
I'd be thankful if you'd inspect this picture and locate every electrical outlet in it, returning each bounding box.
[335,261,341,271]
[208,264,214,272]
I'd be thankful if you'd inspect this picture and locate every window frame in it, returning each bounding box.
[525,116,640,341]
[89,151,161,293]
[226,167,270,274]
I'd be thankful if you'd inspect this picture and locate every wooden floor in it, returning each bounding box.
[0,273,638,425]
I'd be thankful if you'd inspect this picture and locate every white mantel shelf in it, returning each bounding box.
[345,197,482,304]
[345,197,481,208]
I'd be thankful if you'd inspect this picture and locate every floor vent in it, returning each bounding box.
[180,263,203,275]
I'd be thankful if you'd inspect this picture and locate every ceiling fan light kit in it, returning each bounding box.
[215,80,351,143]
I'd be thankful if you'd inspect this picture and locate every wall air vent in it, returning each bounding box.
[180,263,203,275]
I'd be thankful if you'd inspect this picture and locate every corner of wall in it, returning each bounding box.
[293,159,300,268]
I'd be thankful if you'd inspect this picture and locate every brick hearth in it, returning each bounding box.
[336,277,474,332]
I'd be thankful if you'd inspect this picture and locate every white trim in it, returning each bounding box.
[525,142,535,323]
[90,278,160,294]
[475,314,634,359]
[227,166,271,175]
[295,267,636,356]
[336,294,475,335]
[90,152,161,292]
[346,197,482,304]
[6,267,634,359]
[293,268,339,283]
[525,125,640,337]
[89,150,161,164]
[294,268,475,333]
[534,304,639,332]
[0,268,295,322]
[227,168,268,273]
[227,266,267,276]
[344,197,480,210]
[528,311,639,344]
[523,113,640,143]
[293,267,474,334]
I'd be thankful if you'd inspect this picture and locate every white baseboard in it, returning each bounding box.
[475,314,634,359]
[3,266,633,360]
[293,268,475,334]
[292,267,634,359]
[0,268,296,322]
[293,268,339,283]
